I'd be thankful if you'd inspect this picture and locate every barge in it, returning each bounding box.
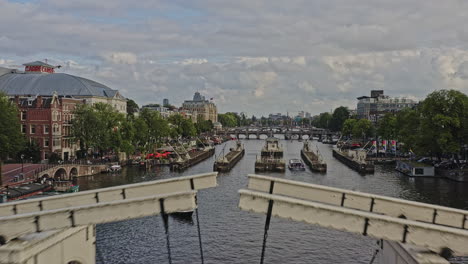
[213,141,245,172]
[301,141,327,172]
[255,137,285,172]
[171,147,215,171]
[332,148,374,174]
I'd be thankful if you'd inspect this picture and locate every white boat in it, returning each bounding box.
[395,160,435,177]
[288,159,305,171]
[108,165,122,173]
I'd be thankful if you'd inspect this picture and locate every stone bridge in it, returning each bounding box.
[37,164,108,180]
[221,126,339,140]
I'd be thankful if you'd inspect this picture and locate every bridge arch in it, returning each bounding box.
[54,168,67,180]
[70,167,78,177]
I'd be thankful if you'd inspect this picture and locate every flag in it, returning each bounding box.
[391,140,397,151]
[372,141,377,153]
[382,140,387,152]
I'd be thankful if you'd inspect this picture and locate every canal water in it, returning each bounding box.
[78,138,468,264]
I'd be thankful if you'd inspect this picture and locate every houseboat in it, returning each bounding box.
[396,160,435,177]
[213,141,245,172]
[255,137,286,172]
[301,141,327,172]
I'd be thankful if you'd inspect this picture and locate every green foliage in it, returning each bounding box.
[341,118,373,139]
[312,112,332,129]
[18,140,41,163]
[218,113,239,127]
[417,90,468,158]
[0,93,25,162]
[352,119,374,140]
[168,114,196,138]
[377,113,397,139]
[72,103,127,155]
[341,119,357,138]
[329,106,350,132]
[196,119,214,133]
[126,99,139,116]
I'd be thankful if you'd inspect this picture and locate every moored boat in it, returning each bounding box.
[255,137,285,172]
[288,159,305,171]
[213,141,245,172]
[301,141,327,172]
[332,148,374,174]
[396,160,435,177]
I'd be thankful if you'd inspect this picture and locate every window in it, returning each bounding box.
[52,111,58,121]
[53,138,61,147]
[21,124,26,133]
[30,125,36,134]
[53,124,60,134]
[44,125,49,134]
[415,168,424,175]
[44,138,49,147]
[21,111,27,120]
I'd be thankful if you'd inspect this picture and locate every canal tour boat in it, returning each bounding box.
[301,141,327,172]
[255,137,286,172]
[288,159,305,171]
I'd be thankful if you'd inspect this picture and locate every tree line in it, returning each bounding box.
[315,90,468,160]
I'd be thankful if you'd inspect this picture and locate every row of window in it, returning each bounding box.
[21,124,62,134]
[21,111,75,122]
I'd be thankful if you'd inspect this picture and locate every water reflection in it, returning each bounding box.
[79,139,468,264]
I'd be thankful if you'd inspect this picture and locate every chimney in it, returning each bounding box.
[14,95,19,105]
[37,96,42,108]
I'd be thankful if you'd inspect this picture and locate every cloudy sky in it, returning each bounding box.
[1,0,468,116]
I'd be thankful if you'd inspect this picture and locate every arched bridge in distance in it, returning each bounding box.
[220,126,339,140]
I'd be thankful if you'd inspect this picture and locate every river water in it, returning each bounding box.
[78,138,468,264]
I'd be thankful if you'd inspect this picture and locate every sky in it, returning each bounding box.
[1,0,468,116]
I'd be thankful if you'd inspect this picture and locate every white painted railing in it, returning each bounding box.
[0,172,217,217]
[247,174,468,229]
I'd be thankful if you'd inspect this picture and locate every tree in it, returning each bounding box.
[126,99,139,116]
[0,93,25,185]
[377,113,397,140]
[168,114,196,138]
[329,107,350,132]
[18,140,41,163]
[196,119,214,134]
[312,112,332,129]
[352,119,373,140]
[418,90,468,160]
[341,119,357,138]
[218,113,239,127]
[395,108,420,153]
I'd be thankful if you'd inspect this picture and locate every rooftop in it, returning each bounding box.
[0,72,124,99]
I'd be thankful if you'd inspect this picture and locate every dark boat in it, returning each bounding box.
[332,148,374,174]
[255,137,285,172]
[288,159,305,171]
[213,141,245,172]
[301,141,327,172]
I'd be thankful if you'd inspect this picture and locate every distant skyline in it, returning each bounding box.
[2,0,468,116]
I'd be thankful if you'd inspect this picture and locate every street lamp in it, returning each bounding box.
[21,154,24,173]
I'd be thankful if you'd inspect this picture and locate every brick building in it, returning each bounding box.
[13,93,83,161]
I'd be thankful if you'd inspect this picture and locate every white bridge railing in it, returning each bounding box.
[239,174,468,257]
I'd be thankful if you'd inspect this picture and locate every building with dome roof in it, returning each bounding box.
[181,92,217,123]
[0,61,127,113]
[0,62,128,161]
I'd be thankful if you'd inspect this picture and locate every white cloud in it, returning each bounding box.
[2,0,468,115]
[103,52,138,65]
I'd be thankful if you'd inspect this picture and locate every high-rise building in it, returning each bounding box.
[163,98,169,106]
[357,90,418,122]
[181,92,217,123]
